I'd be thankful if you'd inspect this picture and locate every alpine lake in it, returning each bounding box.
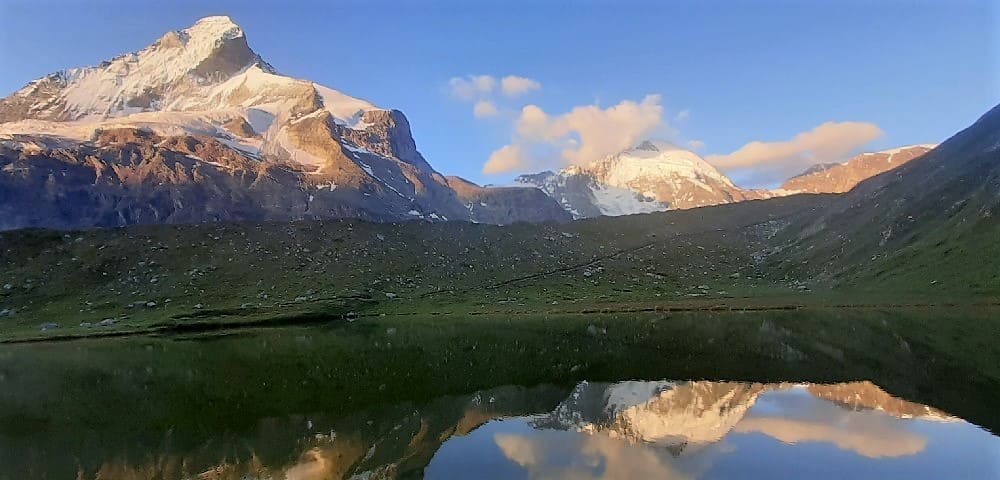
[1,307,998,479]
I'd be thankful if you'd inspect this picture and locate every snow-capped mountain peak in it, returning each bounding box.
[517,140,772,218]
[0,15,282,123]
[183,15,244,41]
[588,140,737,192]
[0,16,573,228]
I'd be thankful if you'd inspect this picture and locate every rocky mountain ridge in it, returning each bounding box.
[780,144,936,193]
[519,141,939,219]
[0,16,569,229]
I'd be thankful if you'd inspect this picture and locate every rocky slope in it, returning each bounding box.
[780,145,936,193]
[0,16,566,229]
[446,176,571,224]
[517,140,774,218]
[776,104,1000,293]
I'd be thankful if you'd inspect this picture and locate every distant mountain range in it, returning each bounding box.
[516,140,774,218]
[0,16,950,230]
[517,141,939,219]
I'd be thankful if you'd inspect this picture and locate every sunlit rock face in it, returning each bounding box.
[779,145,936,194]
[0,16,568,229]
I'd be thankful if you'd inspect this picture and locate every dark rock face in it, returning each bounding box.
[515,171,609,218]
[190,32,256,80]
[0,131,412,230]
[337,110,433,172]
[0,73,70,123]
[0,128,570,230]
[446,176,572,225]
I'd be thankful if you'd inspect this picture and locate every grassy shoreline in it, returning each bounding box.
[2,293,998,343]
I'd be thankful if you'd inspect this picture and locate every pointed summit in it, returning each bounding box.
[0,15,272,122]
[633,140,660,152]
[187,16,243,39]
[176,16,259,80]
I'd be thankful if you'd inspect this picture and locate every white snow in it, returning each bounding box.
[595,142,735,192]
[245,108,275,134]
[874,144,938,156]
[517,140,733,217]
[343,143,373,155]
[590,183,668,217]
[357,162,375,176]
[313,84,378,129]
[4,14,386,157]
[53,16,250,120]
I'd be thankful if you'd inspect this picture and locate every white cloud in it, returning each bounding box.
[448,75,497,101]
[483,144,527,174]
[495,433,694,480]
[734,416,926,458]
[473,100,499,118]
[687,139,705,150]
[707,121,883,171]
[501,75,541,97]
[674,109,690,122]
[482,94,666,174]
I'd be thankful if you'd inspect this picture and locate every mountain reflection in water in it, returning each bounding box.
[41,380,995,480]
[426,380,996,480]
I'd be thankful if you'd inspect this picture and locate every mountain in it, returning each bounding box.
[517,140,774,218]
[0,16,567,230]
[775,105,1000,293]
[780,145,936,194]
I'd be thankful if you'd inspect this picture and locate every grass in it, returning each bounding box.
[1,192,995,342]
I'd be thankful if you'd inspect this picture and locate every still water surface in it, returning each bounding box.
[425,381,998,479]
[0,314,997,479]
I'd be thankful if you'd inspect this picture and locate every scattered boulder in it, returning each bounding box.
[586,324,607,336]
[99,319,117,327]
[39,322,58,331]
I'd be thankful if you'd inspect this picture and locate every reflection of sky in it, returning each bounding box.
[425,384,1000,480]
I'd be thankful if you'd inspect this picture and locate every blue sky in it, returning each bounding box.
[1,0,997,187]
